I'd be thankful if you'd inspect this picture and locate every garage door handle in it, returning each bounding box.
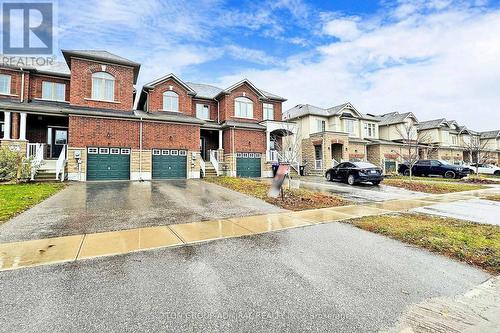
[107,166,111,170]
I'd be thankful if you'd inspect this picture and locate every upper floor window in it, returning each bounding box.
[451,135,458,145]
[92,72,115,101]
[0,74,11,94]
[344,119,356,136]
[263,103,274,120]
[364,123,376,137]
[316,119,326,132]
[42,81,65,101]
[235,97,253,118]
[163,91,179,111]
[196,103,210,119]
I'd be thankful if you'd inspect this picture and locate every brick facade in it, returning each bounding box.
[147,78,193,114]
[219,83,263,123]
[222,128,266,153]
[28,74,70,102]
[68,58,135,111]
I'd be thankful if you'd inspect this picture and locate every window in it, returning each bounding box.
[196,104,210,119]
[364,123,376,137]
[451,135,458,145]
[42,81,65,101]
[0,74,11,94]
[316,119,326,132]
[263,103,274,120]
[92,72,115,101]
[344,119,356,136]
[235,97,253,118]
[163,91,179,111]
[441,130,450,143]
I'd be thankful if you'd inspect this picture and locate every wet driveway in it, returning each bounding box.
[290,176,426,203]
[0,180,283,243]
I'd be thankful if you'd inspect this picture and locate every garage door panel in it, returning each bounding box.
[87,147,130,181]
[237,154,261,178]
[152,152,187,179]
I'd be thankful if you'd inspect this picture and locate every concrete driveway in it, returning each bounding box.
[0,180,283,243]
[0,222,490,332]
[292,176,426,203]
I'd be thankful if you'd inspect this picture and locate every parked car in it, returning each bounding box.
[398,159,470,179]
[325,161,384,185]
[468,163,500,176]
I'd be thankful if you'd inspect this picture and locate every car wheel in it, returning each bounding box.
[494,170,500,176]
[347,174,356,185]
[326,172,332,181]
[444,171,456,179]
[372,181,381,185]
[403,169,411,176]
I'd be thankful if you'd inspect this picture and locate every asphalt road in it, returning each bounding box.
[0,180,283,243]
[0,222,489,332]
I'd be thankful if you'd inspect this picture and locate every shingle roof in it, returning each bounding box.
[480,130,500,139]
[186,82,223,99]
[284,102,379,121]
[376,112,417,126]
[417,118,446,130]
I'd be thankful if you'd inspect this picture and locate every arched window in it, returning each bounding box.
[92,72,115,101]
[235,97,253,118]
[163,91,179,111]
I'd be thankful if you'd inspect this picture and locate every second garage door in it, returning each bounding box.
[87,147,131,181]
[236,152,262,178]
[152,149,187,179]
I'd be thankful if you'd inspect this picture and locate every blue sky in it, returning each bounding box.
[55,0,500,130]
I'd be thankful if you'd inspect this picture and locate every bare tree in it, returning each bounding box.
[272,121,302,173]
[463,136,491,175]
[394,123,434,179]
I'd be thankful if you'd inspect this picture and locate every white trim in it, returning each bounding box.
[171,150,179,156]
[110,148,120,154]
[152,149,161,155]
[99,148,109,154]
[120,148,131,155]
[161,149,169,155]
[179,150,187,156]
[88,147,98,154]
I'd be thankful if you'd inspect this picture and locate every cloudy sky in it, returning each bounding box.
[56,0,500,130]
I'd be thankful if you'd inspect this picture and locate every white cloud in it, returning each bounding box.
[225,45,279,65]
[219,2,500,131]
[323,18,361,41]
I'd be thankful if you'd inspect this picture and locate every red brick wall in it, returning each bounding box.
[147,79,193,114]
[223,128,266,153]
[191,98,218,121]
[143,122,199,150]
[29,74,70,101]
[68,58,135,111]
[269,101,283,121]
[69,116,200,151]
[0,68,22,100]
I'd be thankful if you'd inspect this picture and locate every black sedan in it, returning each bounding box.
[325,161,384,185]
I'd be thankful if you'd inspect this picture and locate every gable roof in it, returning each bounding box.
[376,112,418,126]
[417,118,447,130]
[480,130,500,139]
[186,82,224,99]
[143,73,196,95]
[61,50,141,83]
[283,102,378,121]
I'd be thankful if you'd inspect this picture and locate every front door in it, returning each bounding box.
[200,137,207,160]
[49,128,68,158]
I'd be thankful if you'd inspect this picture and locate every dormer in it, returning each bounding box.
[62,50,140,111]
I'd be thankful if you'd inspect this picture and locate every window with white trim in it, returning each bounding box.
[235,97,253,118]
[316,119,326,132]
[0,74,11,94]
[42,81,66,101]
[364,123,376,137]
[196,104,210,119]
[92,72,115,101]
[263,103,274,120]
[163,91,179,111]
[344,119,356,136]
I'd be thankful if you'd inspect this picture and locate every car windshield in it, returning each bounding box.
[353,162,377,168]
[438,160,452,165]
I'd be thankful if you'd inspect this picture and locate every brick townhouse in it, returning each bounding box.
[0,50,290,181]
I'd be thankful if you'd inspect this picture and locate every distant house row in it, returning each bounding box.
[0,49,497,181]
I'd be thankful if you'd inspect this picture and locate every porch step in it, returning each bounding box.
[34,170,57,180]
[39,160,57,171]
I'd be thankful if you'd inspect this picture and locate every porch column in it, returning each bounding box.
[11,113,19,139]
[218,130,223,149]
[3,111,11,140]
[266,130,271,151]
[19,112,27,140]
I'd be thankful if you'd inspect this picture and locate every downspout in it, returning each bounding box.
[20,69,25,102]
[217,99,220,123]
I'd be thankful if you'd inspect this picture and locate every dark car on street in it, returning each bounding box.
[398,159,470,179]
[325,161,384,185]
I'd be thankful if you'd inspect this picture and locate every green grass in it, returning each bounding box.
[0,182,65,224]
[349,213,500,274]
[383,178,487,194]
[205,177,349,211]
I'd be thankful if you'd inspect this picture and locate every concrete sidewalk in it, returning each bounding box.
[1,186,498,272]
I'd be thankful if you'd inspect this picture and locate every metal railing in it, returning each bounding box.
[199,156,206,177]
[332,158,340,167]
[30,143,45,180]
[55,145,67,181]
[27,143,43,158]
[267,150,279,162]
[314,159,323,170]
[209,150,220,176]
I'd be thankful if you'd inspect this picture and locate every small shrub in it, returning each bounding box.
[0,147,33,182]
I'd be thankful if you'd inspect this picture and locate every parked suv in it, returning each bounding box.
[398,160,470,179]
[468,163,500,176]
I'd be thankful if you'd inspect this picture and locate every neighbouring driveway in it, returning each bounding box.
[0,180,283,243]
[292,176,426,203]
[413,198,500,226]
[0,222,490,332]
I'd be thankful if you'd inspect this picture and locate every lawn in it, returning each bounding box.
[383,178,487,194]
[349,213,500,274]
[389,174,497,184]
[484,195,500,202]
[205,177,349,211]
[0,183,65,224]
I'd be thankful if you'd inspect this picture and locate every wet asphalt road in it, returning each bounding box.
[0,222,489,333]
[291,177,425,203]
[0,180,283,243]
